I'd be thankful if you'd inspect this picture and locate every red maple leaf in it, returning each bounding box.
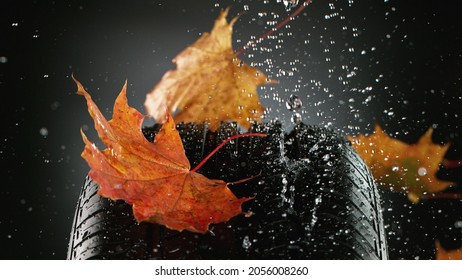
[74,77,265,233]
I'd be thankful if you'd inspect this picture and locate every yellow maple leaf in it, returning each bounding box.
[145,8,274,131]
[435,240,462,260]
[349,125,453,202]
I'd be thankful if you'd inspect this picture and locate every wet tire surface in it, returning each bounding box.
[67,122,388,259]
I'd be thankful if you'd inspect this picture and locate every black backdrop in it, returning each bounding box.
[1,0,461,259]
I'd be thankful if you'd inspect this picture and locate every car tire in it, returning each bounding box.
[67,122,388,259]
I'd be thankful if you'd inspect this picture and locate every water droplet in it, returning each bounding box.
[291,112,302,124]
[39,127,48,137]
[283,0,299,11]
[286,94,302,110]
[392,165,399,172]
[417,167,427,176]
[242,235,252,249]
[50,101,60,110]
[315,196,322,205]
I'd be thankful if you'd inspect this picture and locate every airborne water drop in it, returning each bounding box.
[242,235,252,249]
[283,0,299,11]
[286,94,303,110]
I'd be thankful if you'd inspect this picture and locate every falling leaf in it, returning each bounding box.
[74,77,254,233]
[144,8,274,131]
[349,125,453,202]
[435,240,462,260]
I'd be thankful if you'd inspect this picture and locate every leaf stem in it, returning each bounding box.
[191,133,267,172]
[421,193,462,201]
[442,159,462,169]
[236,0,314,56]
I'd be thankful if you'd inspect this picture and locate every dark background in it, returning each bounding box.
[1,0,461,259]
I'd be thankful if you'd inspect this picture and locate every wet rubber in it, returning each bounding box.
[67,122,388,259]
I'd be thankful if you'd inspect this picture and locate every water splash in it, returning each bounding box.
[305,195,322,232]
[286,94,303,124]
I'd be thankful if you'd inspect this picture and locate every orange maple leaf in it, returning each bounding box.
[349,125,453,202]
[74,77,259,233]
[144,8,274,131]
[435,240,462,260]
